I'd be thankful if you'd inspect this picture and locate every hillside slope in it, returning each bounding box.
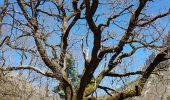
[0,72,61,100]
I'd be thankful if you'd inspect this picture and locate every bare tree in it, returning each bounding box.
[0,0,170,100]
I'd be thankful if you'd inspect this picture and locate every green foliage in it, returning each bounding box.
[53,86,65,99]
[53,54,81,98]
[66,54,80,88]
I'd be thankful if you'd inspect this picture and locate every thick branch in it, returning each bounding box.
[98,85,115,96]
[34,31,57,72]
[105,49,168,100]
[17,0,31,23]
[77,1,101,99]
[98,47,114,60]
[114,0,148,53]
[106,71,144,77]
[0,36,10,48]
[139,9,170,27]
[0,0,8,15]
[17,0,58,72]
[72,0,78,11]
[37,9,62,19]
[0,66,55,78]
[90,0,98,17]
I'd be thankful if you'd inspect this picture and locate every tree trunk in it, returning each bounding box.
[62,79,73,100]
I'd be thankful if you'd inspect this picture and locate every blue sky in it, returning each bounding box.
[0,0,170,95]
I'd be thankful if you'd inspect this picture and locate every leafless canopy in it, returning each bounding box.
[0,0,170,100]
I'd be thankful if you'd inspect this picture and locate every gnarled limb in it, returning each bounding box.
[0,65,55,78]
[105,49,169,100]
